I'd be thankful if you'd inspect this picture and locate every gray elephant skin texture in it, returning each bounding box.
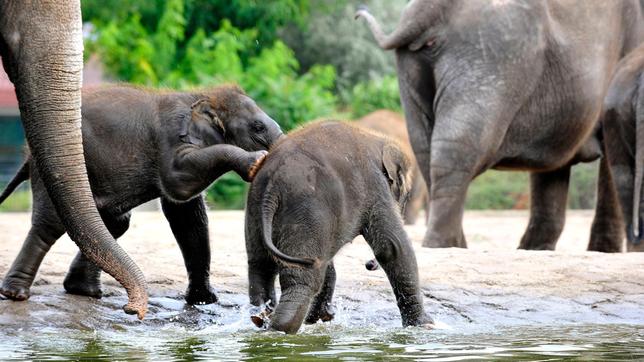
[601,44,644,252]
[0,84,282,306]
[357,0,644,252]
[245,121,432,334]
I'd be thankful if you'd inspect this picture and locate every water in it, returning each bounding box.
[1,293,642,361]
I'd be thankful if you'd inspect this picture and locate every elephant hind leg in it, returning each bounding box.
[1,191,64,300]
[305,262,336,324]
[64,212,132,298]
[518,167,571,250]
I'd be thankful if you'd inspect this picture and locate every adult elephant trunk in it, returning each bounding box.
[631,88,644,251]
[0,2,148,317]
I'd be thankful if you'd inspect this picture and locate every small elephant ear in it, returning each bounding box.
[191,98,225,135]
[382,143,411,204]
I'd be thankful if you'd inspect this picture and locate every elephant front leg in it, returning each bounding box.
[270,267,325,334]
[519,167,571,250]
[589,157,624,252]
[305,262,336,324]
[63,212,132,298]
[161,196,217,305]
[364,205,433,327]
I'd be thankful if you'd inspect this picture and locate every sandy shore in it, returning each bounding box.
[0,210,642,331]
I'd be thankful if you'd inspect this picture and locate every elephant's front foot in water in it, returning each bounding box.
[63,252,104,299]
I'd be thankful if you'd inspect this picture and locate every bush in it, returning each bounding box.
[87,2,338,209]
[348,75,401,119]
[0,189,31,212]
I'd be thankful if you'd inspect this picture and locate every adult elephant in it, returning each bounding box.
[357,0,644,252]
[0,2,147,317]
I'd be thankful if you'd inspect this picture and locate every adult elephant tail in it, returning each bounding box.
[632,85,644,245]
[0,160,29,205]
[261,187,316,267]
[0,2,148,318]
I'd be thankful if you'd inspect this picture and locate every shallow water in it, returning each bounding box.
[1,293,642,361]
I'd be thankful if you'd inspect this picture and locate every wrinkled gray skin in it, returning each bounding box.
[357,0,644,251]
[245,121,432,334]
[0,84,282,305]
[356,110,429,225]
[601,44,644,252]
[0,2,149,318]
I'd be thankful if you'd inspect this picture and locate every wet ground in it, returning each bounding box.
[1,210,643,360]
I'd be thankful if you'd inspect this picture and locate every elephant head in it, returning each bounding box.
[183,85,283,151]
[0,2,147,317]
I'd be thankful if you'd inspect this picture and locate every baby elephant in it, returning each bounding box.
[0,84,282,303]
[602,44,644,252]
[245,121,432,334]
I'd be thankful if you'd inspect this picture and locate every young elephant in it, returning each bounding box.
[602,44,644,252]
[0,84,282,304]
[245,121,432,334]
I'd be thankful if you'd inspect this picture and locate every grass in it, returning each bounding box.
[0,189,31,212]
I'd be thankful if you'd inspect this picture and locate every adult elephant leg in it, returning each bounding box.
[0,178,64,300]
[363,203,432,327]
[161,196,217,305]
[588,157,624,252]
[64,212,132,298]
[0,2,147,317]
[305,262,336,324]
[518,167,571,250]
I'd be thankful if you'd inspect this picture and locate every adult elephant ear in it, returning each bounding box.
[0,1,148,318]
[382,143,412,205]
[181,99,224,145]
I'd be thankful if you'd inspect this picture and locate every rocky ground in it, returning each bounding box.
[0,210,642,331]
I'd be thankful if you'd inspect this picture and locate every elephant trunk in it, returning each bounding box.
[632,87,644,246]
[6,2,148,317]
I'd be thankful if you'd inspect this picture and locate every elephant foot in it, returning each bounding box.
[422,235,467,248]
[185,284,218,305]
[304,302,335,324]
[0,279,31,301]
[63,271,103,298]
[246,151,268,182]
[63,279,103,299]
[587,232,623,253]
[627,241,644,252]
[406,312,435,329]
[518,239,557,251]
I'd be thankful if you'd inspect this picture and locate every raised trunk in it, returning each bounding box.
[0,2,148,317]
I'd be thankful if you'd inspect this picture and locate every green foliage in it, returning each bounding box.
[205,173,248,210]
[466,171,529,210]
[87,1,337,209]
[569,161,598,209]
[349,75,401,119]
[0,190,31,212]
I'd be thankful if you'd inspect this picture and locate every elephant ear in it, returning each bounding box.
[179,99,224,146]
[382,143,412,207]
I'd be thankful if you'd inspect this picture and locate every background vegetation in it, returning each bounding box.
[0,0,600,212]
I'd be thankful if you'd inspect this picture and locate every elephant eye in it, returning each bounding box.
[252,120,266,133]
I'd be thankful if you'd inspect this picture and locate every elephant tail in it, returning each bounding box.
[261,188,316,267]
[632,85,644,243]
[0,160,30,205]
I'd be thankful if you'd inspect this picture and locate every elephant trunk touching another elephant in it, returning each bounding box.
[0,2,147,318]
[357,0,644,252]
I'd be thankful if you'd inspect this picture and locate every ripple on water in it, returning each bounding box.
[1,292,643,360]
